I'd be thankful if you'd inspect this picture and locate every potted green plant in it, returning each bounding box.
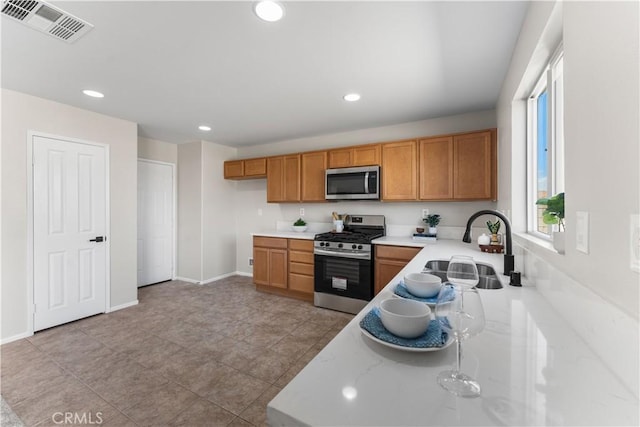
[486,219,501,245]
[536,192,565,253]
[293,218,308,232]
[423,214,441,235]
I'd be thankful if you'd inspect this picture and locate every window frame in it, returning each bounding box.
[527,44,564,239]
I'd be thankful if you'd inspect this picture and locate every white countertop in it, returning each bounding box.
[252,231,316,240]
[267,240,639,426]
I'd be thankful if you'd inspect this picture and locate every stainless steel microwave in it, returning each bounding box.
[325,165,380,200]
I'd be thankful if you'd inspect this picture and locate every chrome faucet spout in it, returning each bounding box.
[463,209,514,276]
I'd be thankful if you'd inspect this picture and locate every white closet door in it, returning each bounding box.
[137,160,174,287]
[33,135,107,331]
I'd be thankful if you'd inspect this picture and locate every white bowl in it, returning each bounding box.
[292,225,308,232]
[404,272,442,298]
[379,298,431,338]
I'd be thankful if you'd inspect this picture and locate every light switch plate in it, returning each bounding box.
[576,211,589,254]
[300,208,305,217]
[422,209,429,219]
[631,215,640,273]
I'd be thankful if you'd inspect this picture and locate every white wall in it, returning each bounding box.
[499,0,639,320]
[202,141,239,280]
[496,0,639,396]
[234,110,498,275]
[138,136,177,164]
[177,142,203,281]
[177,140,238,282]
[1,89,138,342]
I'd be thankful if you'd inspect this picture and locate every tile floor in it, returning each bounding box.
[0,276,354,426]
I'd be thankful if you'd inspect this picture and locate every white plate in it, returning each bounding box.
[359,324,454,353]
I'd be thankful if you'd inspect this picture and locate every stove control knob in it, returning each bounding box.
[352,244,357,249]
[338,243,343,248]
[358,245,363,250]
[319,242,325,247]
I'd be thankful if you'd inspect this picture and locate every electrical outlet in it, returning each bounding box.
[300,208,305,216]
[576,211,589,254]
[422,209,429,219]
[631,215,640,273]
[248,257,253,267]
[257,208,263,216]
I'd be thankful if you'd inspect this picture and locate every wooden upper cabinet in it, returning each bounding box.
[453,130,496,200]
[267,155,300,202]
[381,140,418,201]
[301,151,327,202]
[419,136,454,200]
[327,144,381,168]
[224,158,266,179]
[244,158,267,177]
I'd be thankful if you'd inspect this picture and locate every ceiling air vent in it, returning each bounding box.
[1,0,93,43]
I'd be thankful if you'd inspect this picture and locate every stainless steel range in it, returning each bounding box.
[313,215,385,314]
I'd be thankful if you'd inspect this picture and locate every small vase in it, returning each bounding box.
[490,233,499,245]
[428,227,437,235]
[553,231,565,254]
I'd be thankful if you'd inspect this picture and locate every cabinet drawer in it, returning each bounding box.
[289,273,314,294]
[375,245,421,261]
[253,236,288,249]
[289,262,314,276]
[289,250,314,264]
[289,239,313,252]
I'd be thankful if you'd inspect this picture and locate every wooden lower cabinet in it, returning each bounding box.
[374,245,422,295]
[253,237,288,289]
[253,236,314,301]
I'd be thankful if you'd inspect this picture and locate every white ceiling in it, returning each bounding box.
[1,1,529,147]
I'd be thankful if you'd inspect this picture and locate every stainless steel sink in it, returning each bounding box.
[423,260,503,289]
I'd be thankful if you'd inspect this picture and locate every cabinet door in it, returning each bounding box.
[253,247,269,286]
[224,160,244,179]
[283,155,301,202]
[352,144,380,166]
[301,151,327,202]
[267,157,284,202]
[374,259,408,295]
[453,131,495,200]
[269,249,288,289]
[327,148,352,169]
[381,140,417,201]
[244,158,267,177]
[419,137,454,200]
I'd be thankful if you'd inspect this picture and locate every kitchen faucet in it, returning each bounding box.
[462,210,515,277]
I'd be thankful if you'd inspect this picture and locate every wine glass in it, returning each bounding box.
[446,255,480,289]
[434,256,485,398]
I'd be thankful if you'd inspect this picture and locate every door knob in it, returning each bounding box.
[89,236,105,242]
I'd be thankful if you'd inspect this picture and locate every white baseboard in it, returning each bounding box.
[175,276,200,284]
[175,271,242,285]
[0,331,33,345]
[235,271,252,277]
[107,300,139,313]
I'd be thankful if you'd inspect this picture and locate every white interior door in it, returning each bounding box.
[137,160,174,287]
[33,135,107,331]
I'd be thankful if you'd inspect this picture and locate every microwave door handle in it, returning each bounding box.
[364,172,369,194]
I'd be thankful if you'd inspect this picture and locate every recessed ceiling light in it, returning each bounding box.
[198,125,212,131]
[83,89,104,98]
[254,1,284,22]
[343,93,361,102]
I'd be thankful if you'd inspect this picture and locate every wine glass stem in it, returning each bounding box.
[455,337,462,375]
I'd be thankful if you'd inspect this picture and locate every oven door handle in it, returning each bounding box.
[314,249,371,259]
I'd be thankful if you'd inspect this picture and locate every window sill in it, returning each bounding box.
[513,232,562,255]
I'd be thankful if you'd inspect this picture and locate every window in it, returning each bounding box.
[528,45,564,237]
